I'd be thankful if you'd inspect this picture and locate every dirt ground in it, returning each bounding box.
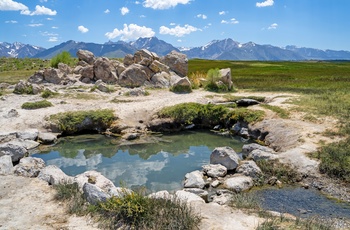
[0,87,346,229]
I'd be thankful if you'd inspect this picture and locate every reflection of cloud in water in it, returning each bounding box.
[47,149,102,171]
[99,157,169,187]
[149,181,182,193]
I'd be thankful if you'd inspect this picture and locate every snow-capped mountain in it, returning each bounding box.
[0,42,45,58]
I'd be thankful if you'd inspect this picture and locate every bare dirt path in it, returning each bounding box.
[0,88,345,229]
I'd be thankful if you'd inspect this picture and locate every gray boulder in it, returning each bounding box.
[219,68,233,90]
[38,165,73,185]
[210,147,240,171]
[93,57,118,83]
[151,72,170,88]
[38,132,57,144]
[171,76,192,92]
[0,132,17,143]
[13,80,34,94]
[184,170,205,189]
[242,143,275,159]
[77,49,95,65]
[28,71,44,84]
[75,170,115,193]
[211,192,233,205]
[80,65,94,82]
[149,60,170,73]
[134,49,154,64]
[224,175,253,193]
[249,149,277,161]
[118,64,148,87]
[9,139,40,150]
[175,190,205,203]
[183,188,209,202]
[202,164,227,178]
[111,60,126,76]
[13,157,45,177]
[236,161,263,179]
[148,190,173,200]
[83,183,110,205]
[43,68,65,84]
[16,129,38,141]
[0,155,13,175]
[161,51,188,77]
[95,80,110,93]
[0,142,27,162]
[58,63,71,74]
[123,54,134,66]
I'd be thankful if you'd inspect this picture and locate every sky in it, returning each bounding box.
[1,0,350,51]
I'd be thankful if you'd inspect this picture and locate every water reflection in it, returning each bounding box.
[33,130,245,192]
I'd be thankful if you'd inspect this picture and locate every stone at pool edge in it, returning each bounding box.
[38,132,58,144]
[210,146,240,171]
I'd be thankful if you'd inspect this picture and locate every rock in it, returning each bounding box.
[161,51,188,77]
[16,129,39,141]
[38,165,74,185]
[118,64,148,87]
[183,188,209,202]
[43,68,65,84]
[211,192,233,205]
[175,190,205,203]
[0,142,27,162]
[31,84,43,94]
[231,122,242,134]
[13,80,33,94]
[73,65,83,74]
[9,139,40,150]
[123,54,134,66]
[122,132,140,140]
[80,65,94,81]
[184,170,205,189]
[77,49,95,65]
[236,161,263,179]
[4,109,19,118]
[210,147,240,171]
[151,72,170,88]
[242,143,275,159]
[134,49,154,64]
[149,60,170,73]
[13,157,45,177]
[171,76,192,92]
[148,190,173,200]
[0,132,17,143]
[211,180,221,188]
[74,170,115,193]
[224,175,254,192]
[249,149,277,161]
[95,79,110,93]
[239,128,249,138]
[58,63,71,74]
[126,88,149,96]
[0,155,13,175]
[267,176,278,185]
[236,99,260,106]
[93,57,118,83]
[38,132,57,144]
[219,68,233,90]
[28,71,44,84]
[108,187,133,197]
[83,183,110,205]
[202,164,227,178]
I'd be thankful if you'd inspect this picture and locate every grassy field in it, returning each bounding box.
[189,59,350,182]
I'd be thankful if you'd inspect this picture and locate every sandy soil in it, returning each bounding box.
[0,87,346,229]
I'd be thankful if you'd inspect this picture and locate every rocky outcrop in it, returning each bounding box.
[13,157,45,177]
[38,165,74,185]
[0,142,27,162]
[210,147,240,171]
[160,51,188,77]
[202,164,227,178]
[93,57,118,83]
[77,49,95,65]
[184,170,205,189]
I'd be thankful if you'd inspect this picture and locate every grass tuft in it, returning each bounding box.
[21,100,53,109]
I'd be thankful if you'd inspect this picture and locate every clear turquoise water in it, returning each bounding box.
[33,130,246,192]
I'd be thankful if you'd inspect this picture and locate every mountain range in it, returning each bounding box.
[1,37,350,61]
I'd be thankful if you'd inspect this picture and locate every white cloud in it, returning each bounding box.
[170,22,176,26]
[39,0,48,2]
[196,14,207,19]
[28,23,43,27]
[120,7,129,15]
[268,23,278,29]
[221,18,239,24]
[105,23,155,41]
[140,14,146,18]
[135,1,141,4]
[0,0,28,11]
[46,17,53,20]
[256,0,274,7]
[78,25,89,33]
[21,5,57,16]
[143,0,191,10]
[5,20,17,23]
[48,37,58,42]
[52,26,58,29]
[219,11,226,15]
[104,9,110,14]
[159,24,200,37]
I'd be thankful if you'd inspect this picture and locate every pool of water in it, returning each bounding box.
[33,130,246,192]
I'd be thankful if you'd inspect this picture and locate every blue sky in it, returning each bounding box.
[1,0,349,51]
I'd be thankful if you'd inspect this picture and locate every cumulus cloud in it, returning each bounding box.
[196,14,207,19]
[0,0,28,11]
[30,5,56,15]
[221,18,239,24]
[159,24,200,37]
[48,37,58,42]
[104,9,110,14]
[105,23,155,41]
[143,0,191,10]
[120,7,129,15]
[78,25,89,33]
[5,20,18,23]
[28,23,43,27]
[268,23,278,29]
[256,0,274,7]
[219,11,227,15]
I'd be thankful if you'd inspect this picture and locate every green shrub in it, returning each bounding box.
[50,51,74,68]
[41,89,58,98]
[49,109,116,134]
[170,84,192,93]
[21,100,53,109]
[13,84,33,95]
[255,159,300,184]
[229,192,261,210]
[54,183,88,215]
[227,108,265,124]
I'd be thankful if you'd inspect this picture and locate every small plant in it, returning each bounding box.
[41,89,58,98]
[227,108,265,124]
[50,51,74,68]
[170,84,192,93]
[260,104,290,119]
[230,192,261,210]
[21,100,53,109]
[54,183,89,215]
[255,159,300,184]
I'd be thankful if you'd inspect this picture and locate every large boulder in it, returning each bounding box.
[219,68,233,90]
[160,51,188,77]
[38,132,57,144]
[118,64,148,87]
[202,164,227,178]
[74,170,115,193]
[58,63,71,75]
[80,65,94,82]
[149,60,170,73]
[134,49,154,64]
[77,49,95,65]
[183,188,209,202]
[28,71,44,84]
[13,157,45,177]
[0,142,27,162]
[16,129,38,141]
[236,161,263,179]
[210,147,240,171]
[123,54,134,66]
[175,190,205,203]
[93,57,118,83]
[184,170,205,189]
[43,68,65,84]
[13,80,35,94]
[9,139,40,151]
[151,72,170,88]
[0,155,13,175]
[249,149,277,161]
[83,183,110,205]
[38,165,74,185]
[171,76,192,92]
[224,175,254,192]
[242,143,275,159]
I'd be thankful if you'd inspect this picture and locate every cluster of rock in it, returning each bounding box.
[0,129,57,163]
[175,143,278,205]
[14,49,195,94]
